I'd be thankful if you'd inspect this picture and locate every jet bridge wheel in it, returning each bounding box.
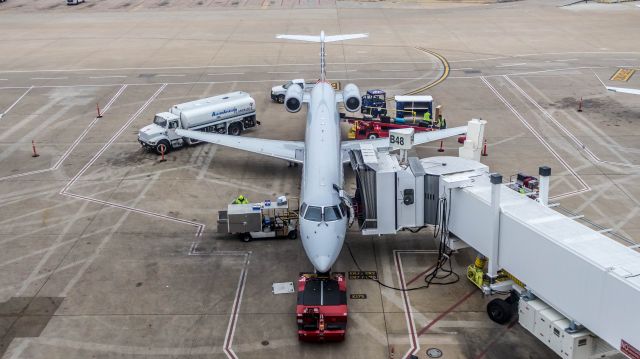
[487,298,513,325]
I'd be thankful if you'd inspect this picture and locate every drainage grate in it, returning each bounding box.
[427,348,443,358]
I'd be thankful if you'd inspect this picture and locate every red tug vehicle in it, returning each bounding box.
[296,273,348,342]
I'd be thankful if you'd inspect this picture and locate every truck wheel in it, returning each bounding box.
[487,298,513,325]
[368,134,378,140]
[277,95,285,104]
[228,123,242,136]
[155,140,170,155]
[287,230,298,240]
[242,233,252,242]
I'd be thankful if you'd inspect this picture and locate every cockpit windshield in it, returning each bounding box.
[304,206,322,222]
[323,206,342,222]
[153,116,167,128]
[303,205,343,222]
[283,81,293,89]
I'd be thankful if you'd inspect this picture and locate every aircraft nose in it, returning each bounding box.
[312,255,332,273]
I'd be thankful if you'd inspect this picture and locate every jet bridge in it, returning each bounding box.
[349,123,640,357]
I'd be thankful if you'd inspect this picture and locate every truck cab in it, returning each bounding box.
[271,79,314,103]
[67,0,85,5]
[138,112,185,154]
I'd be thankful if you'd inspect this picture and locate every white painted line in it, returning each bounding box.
[207,72,245,76]
[554,58,578,62]
[395,251,419,359]
[1,86,32,117]
[88,75,127,79]
[326,69,357,73]
[59,83,206,237]
[268,71,300,74]
[451,68,473,71]
[380,69,410,72]
[496,63,527,68]
[0,61,438,74]
[223,252,251,359]
[31,77,68,80]
[504,75,640,170]
[0,79,7,81]
[156,74,186,77]
[0,77,425,91]
[0,85,127,182]
[481,76,590,200]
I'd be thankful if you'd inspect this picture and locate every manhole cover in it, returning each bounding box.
[427,348,443,358]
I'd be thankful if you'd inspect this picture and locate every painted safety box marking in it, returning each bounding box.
[610,68,635,82]
[348,271,378,280]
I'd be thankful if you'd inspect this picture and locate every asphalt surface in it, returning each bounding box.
[0,1,638,358]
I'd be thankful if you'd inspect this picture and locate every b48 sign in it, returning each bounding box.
[389,128,414,150]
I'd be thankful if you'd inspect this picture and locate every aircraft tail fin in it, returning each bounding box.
[276,31,368,81]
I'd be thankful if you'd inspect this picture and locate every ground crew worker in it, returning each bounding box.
[518,187,526,195]
[423,111,432,127]
[233,195,249,204]
[437,115,447,129]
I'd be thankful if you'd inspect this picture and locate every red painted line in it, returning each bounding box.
[474,320,517,359]
[416,288,476,337]
[406,262,437,286]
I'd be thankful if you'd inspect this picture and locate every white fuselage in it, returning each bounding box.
[299,82,347,273]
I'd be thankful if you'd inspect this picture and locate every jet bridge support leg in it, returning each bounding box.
[488,173,502,279]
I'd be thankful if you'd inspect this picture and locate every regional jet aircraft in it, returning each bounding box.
[176,32,467,273]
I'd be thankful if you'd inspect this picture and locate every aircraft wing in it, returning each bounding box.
[175,129,304,163]
[341,125,468,154]
[606,86,640,95]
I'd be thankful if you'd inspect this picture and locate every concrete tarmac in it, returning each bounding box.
[0,0,638,358]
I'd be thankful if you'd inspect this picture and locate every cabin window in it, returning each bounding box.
[168,121,178,129]
[304,206,322,222]
[323,206,342,222]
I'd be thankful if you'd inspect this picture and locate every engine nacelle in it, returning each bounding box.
[284,84,303,113]
[342,83,361,113]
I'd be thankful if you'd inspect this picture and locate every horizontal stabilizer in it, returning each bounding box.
[276,35,323,42]
[276,33,368,43]
[324,34,368,42]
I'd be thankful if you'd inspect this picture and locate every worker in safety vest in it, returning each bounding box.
[423,111,432,127]
[233,195,249,204]
[518,187,526,195]
[437,115,447,129]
